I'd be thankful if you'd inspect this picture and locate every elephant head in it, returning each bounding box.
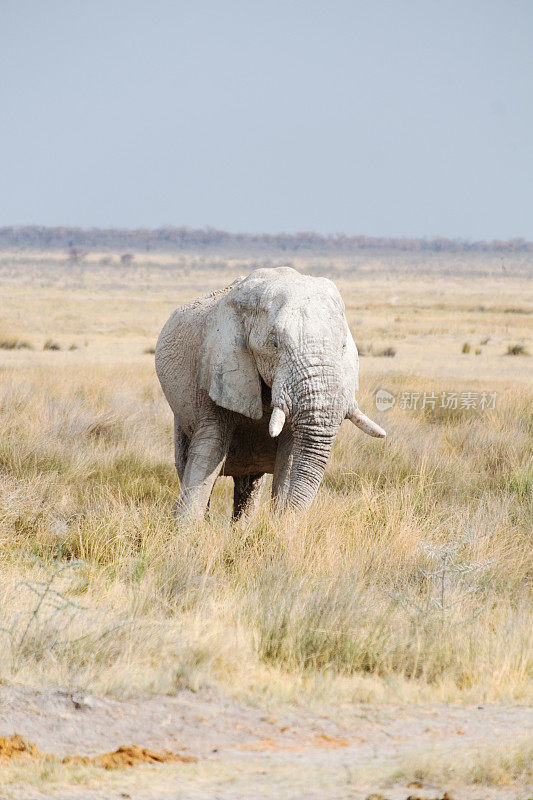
[200,267,385,510]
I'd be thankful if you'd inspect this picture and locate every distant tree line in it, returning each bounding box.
[0,226,531,253]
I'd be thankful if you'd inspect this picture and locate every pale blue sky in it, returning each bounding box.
[1,0,532,238]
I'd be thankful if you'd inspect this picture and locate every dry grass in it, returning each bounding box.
[388,734,533,788]
[0,366,530,703]
[0,251,531,705]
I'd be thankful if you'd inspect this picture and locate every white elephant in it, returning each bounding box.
[155,267,385,520]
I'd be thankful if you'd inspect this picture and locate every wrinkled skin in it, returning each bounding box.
[155,267,385,520]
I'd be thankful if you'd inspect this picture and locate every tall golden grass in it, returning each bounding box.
[0,363,530,702]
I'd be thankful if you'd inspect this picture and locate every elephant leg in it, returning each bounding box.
[232,473,266,521]
[271,427,294,508]
[173,418,189,483]
[177,415,234,521]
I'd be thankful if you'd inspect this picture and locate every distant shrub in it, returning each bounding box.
[143,346,156,355]
[506,344,529,356]
[475,348,481,355]
[67,247,84,264]
[462,342,471,354]
[43,340,61,351]
[357,343,396,357]
[376,346,396,358]
[0,338,32,350]
[68,343,78,351]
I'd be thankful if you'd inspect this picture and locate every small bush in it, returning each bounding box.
[475,348,481,355]
[462,342,471,354]
[357,344,396,357]
[43,340,61,351]
[0,338,32,350]
[143,346,156,355]
[506,343,529,356]
[376,346,396,357]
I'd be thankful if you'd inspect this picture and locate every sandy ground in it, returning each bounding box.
[0,686,530,800]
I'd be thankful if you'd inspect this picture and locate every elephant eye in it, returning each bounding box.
[267,333,278,348]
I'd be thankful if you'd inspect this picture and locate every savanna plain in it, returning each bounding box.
[0,248,531,799]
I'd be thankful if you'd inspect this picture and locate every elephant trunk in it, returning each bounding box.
[272,357,345,511]
[280,422,337,510]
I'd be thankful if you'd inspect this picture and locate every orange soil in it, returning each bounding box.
[0,734,39,759]
[0,734,197,769]
[66,745,198,769]
[235,733,352,752]
[366,794,453,800]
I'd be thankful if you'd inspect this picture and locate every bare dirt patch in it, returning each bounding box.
[0,685,530,799]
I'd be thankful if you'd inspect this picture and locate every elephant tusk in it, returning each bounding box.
[269,407,286,438]
[347,406,386,438]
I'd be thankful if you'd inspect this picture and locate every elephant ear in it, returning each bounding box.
[342,323,359,395]
[199,293,263,420]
